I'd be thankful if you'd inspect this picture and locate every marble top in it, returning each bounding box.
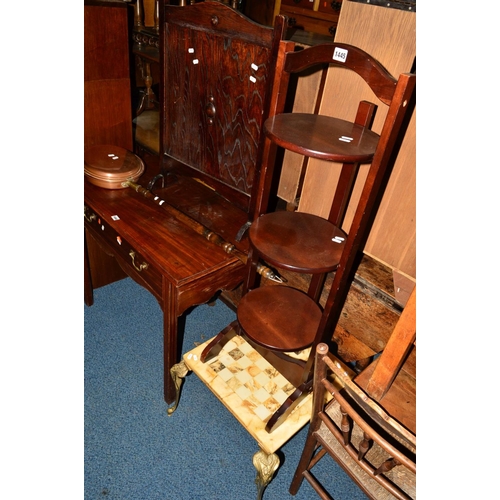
[183,330,313,455]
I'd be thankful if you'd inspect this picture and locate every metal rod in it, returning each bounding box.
[123,179,284,283]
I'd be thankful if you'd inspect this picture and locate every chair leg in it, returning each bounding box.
[200,320,239,362]
[265,380,312,432]
[289,430,320,495]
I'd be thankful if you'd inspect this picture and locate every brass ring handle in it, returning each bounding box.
[129,250,149,272]
[205,96,216,125]
[84,207,97,222]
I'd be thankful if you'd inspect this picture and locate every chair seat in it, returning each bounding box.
[317,396,416,499]
[249,211,347,273]
[264,113,380,162]
[238,285,322,352]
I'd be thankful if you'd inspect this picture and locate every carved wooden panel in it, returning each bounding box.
[162,23,274,205]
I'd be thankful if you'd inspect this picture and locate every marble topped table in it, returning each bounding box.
[173,327,313,498]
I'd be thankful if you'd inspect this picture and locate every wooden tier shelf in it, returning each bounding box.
[238,285,322,353]
[264,113,379,161]
[248,211,346,273]
[221,39,416,436]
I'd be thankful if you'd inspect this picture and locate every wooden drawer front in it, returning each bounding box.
[282,10,339,37]
[84,204,162,298]
[317,0,343,15]
[281,0,315,10]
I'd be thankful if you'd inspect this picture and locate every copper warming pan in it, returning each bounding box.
[84,145,144,189]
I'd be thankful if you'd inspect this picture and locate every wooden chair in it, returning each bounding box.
[201,40,416,431]
[290,289,416,499]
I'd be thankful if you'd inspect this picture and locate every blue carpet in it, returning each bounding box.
[84,277,368,499]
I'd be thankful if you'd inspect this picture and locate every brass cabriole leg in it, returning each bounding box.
[253,449,280,500]
[167,361,189,416]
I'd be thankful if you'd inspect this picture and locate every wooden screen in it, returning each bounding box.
[161,4,280,212]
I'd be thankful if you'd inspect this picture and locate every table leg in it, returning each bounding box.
[253,449,280,500]
[163,280,180,405]
[84,229,94,307]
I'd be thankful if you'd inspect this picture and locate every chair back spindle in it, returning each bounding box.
[290,341,416,499]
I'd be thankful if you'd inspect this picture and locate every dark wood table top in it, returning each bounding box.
[85,178,244,285]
